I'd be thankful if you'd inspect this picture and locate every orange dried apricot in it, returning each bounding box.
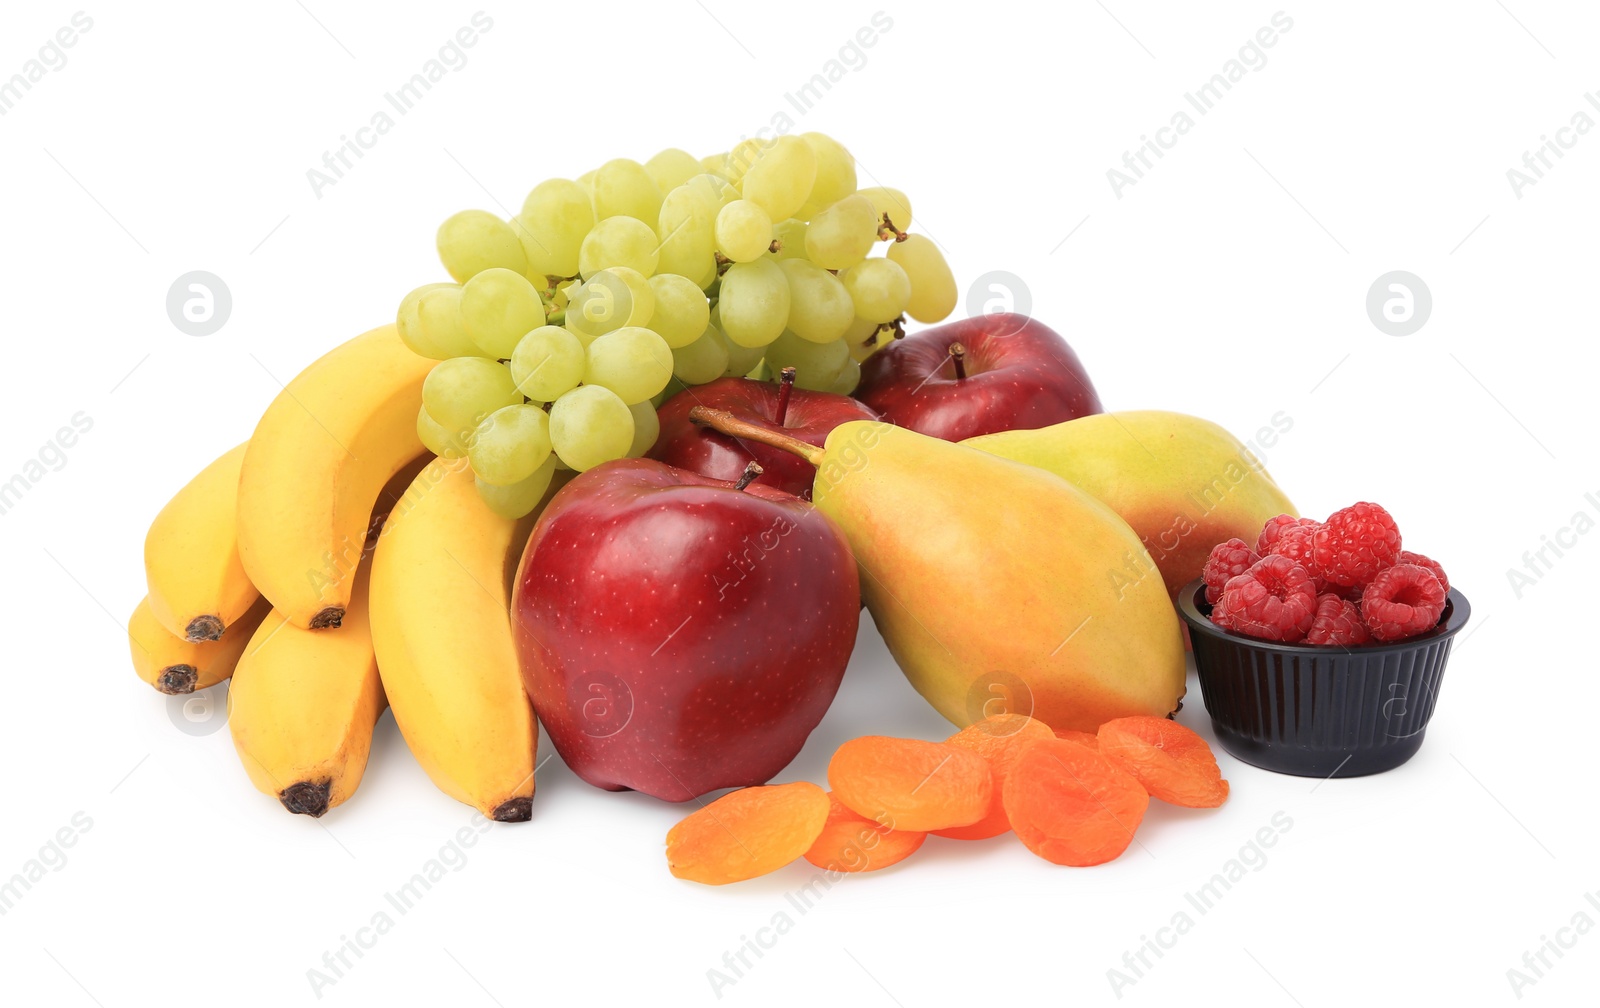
[828,735,992,832]
[934,714,1055,840]
[666,781,830,885]
[1054,729,1099,747]
[1003,738,1149,866]
[803,792,927,872]
[1097,716,1229,808]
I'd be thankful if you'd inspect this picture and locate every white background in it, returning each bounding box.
[1,1,1596,1005]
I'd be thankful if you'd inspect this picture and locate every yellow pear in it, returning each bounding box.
[689,408,1186,733]
[964,410,1298,596]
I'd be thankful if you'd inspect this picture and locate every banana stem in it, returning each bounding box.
[689,407,826,467]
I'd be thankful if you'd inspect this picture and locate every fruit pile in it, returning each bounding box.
[397,133,959,517]
[1203,503,1452,645]
[666,714,1228,885]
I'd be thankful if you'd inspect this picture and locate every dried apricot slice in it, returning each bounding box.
[934,714,1055,840]
[666,781,830,885]
[803,792,927,872]
[1054,729,1099,747]
[1097,716,1229,808]
[828,736,992,832]
[1003,738,1149,866]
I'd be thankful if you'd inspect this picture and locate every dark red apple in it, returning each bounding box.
[854,313,1102,441]
[650,372,880,499]
[511,458,860,802]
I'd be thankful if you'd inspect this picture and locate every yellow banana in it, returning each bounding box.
[128,595,270,694]
[370,458,562,822]
[144,442,260,641]
[228,561,386,817]
[236,324,432,630]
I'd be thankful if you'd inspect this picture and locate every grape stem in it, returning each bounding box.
[732,461,764,492]
[949,342,967,381]
[878,214,908,242]
[690,407,825,467]
[774,367,796,425]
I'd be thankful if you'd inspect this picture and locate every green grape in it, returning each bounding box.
[671,325,730,385]
[718,327,767,377]
[740,135,817,222]
[578,216,659,278]
[517,179,594,278]
[656,185,717,285]
[856,186,914,232]
[779,259,855,344]
[647,273,711,349]
[828,357,862,396]
[846,315,893,362]
[887,233,958,323]
[627,400,660,458]
[717,258,790,348]
[723,137,772,187]
[771,218,809,260]
[461,268,546,358]
[567,267,654,339]
[644,148,702,194]
[841,257,912,323]
[746,359,771,381]
[549,385,633,471]
[398,284,479,360]
[511,325,586,402]
[592,158,663,223]
[714,200,773,263]
[469,403,553,486]
[699,153,735,179]
[437,210,527,283]
[683,173,739,211]
[475,457,557,519]
[422,357,521,436]
[417,405,469,458]
[762,331,849,391]
[584,326,673,403]
[804,195,877,269]
[796,133,857,220]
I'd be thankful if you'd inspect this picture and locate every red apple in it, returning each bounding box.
[649,372,880,499]
[512,458,860,802]
[854,313,1102,441]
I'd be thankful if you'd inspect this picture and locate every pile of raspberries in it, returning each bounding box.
[1202,503,1451,646]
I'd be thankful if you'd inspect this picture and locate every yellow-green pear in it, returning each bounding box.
[963,410,1298,596]
[688,408,1186,732]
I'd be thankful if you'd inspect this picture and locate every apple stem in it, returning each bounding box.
[733,461,764,491]
[949,342,967,381]
[689,407,827,467]
[774,367,796,425]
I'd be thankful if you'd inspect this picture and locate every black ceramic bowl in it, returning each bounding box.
[1177,579,1471,778]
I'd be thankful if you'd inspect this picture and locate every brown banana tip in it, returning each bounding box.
[309,607,345,630]
[491,797,533,823]
[155,665,198,695]
[279,780,332,817]
[184,615,225,642]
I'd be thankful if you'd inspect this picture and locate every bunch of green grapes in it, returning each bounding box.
[395,133,957,516]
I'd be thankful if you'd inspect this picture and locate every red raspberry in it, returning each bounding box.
[1395,550,1449,593]
[1211,555,1318,642]
[1361,564,1447,641]
[1314,502,1401,587]
[1203,538,1260,604]
[1266,523,1327,592]
[1257,514,1318,555]
[1305,592,1371,647]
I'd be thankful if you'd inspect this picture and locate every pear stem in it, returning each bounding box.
[774,367,796,425]
[690,407,826,467]
[950,342,967,380]
[732,461,763,491]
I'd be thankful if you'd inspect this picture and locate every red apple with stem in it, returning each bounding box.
[650,369,880,499]
[854,313,1102,441]
[511,457,860,802]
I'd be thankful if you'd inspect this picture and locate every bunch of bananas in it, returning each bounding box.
[130,325,548,821]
